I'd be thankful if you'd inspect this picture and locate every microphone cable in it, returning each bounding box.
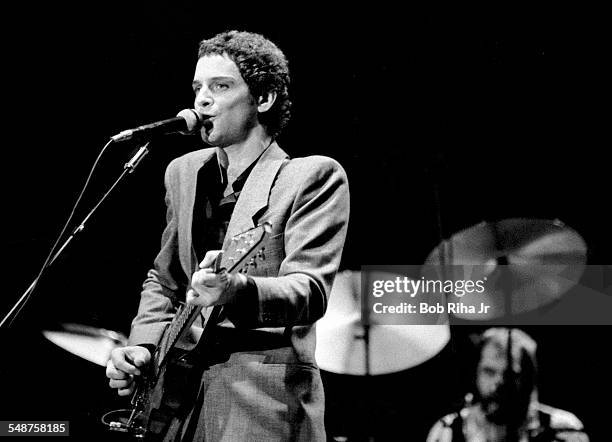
[3,138,115,327]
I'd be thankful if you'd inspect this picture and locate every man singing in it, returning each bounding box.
[106,30,349,441]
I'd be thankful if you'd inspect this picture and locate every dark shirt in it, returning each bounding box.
[192,154,258,261]
[138,154,259,355]
[191,152,261,329]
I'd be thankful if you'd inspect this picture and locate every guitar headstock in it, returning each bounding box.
[217,222,272,274]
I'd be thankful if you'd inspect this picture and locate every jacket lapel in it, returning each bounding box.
[222,142,289,250]
[179,149,217,278]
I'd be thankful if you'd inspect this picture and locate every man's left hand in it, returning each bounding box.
[187,250,247,307]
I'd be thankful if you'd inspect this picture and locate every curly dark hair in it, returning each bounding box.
[198,30,291,139]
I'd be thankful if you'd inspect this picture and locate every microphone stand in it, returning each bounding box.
[0,141,151,329]
[353,271,375,441]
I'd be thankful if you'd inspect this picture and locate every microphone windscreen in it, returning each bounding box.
[177,109,203,134]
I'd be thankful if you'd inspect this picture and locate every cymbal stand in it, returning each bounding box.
[505,328,520,442]
[358,272,375,441]
[488,222,519,439]
[429,154,453,275]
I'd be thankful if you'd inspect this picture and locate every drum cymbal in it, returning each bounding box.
[42,323,127,366]
[423,218,587,319]
[315,270,450,375]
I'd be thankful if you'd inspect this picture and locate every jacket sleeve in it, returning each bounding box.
[127,160,186,346]
[228,157,350,328]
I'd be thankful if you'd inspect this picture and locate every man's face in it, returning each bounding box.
[192,54,258,147]
[476,343,527,422]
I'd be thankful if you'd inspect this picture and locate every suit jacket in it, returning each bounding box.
[128,142,350,441]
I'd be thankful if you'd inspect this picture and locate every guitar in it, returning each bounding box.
[102,222,272,440]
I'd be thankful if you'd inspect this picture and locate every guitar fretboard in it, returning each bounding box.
[158,303,204,365]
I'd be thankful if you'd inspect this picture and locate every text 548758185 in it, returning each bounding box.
[0,421,69,437]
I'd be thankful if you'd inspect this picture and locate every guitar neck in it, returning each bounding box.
[158,303,203,364]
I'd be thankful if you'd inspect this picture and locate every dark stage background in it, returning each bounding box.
[1,3,609,440]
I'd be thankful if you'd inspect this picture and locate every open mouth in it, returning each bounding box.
[200,115,214,130]
[201,117,214,132]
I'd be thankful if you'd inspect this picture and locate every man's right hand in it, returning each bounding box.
[106,346,151,397]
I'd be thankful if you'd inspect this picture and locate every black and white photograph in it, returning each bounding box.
[1,3,609,441]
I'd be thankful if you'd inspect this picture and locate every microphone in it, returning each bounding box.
[110,109,203,142]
